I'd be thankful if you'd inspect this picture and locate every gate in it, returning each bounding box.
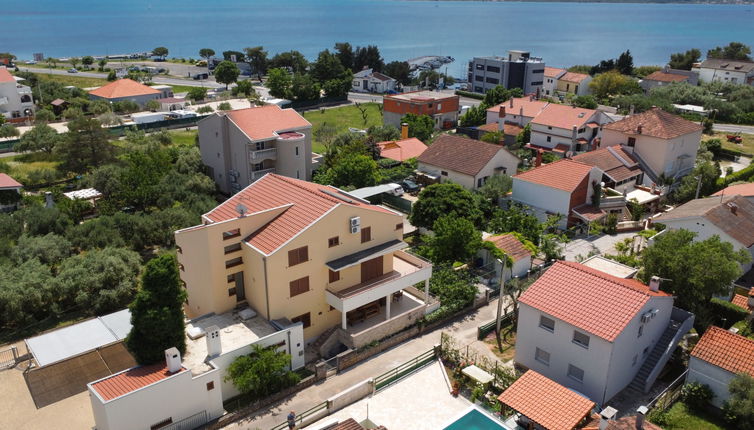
[0,346,18,369]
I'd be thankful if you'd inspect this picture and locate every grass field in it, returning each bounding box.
[652,402,726,430]
[708,131,754,156]
[36,73,109,88]
[169,129,198,146]
[0,152,62,184]
[303,103,383,153]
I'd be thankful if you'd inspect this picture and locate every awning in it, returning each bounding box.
[326,239,407,271]
[462,365,494,384]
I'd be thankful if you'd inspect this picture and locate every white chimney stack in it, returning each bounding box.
[206,325,222,357]
[635,405,648,429]
[649,276,661,292]
[165,347,182,373]
[599,406,618,430]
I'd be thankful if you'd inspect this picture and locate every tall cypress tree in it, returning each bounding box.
[126,254,187,365]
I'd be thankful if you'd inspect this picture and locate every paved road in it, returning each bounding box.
[17,67,224,89]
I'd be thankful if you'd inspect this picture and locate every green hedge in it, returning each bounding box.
[719,147,754,159]
[718,164,754,187]
[710,297,750,328]
[455,90,485,100]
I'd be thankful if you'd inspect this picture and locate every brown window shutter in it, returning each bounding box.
[288,249,297,266]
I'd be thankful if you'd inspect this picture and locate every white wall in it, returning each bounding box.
[418,162,475,190]
[478,150,519,179]
[511,178,571,227]
[687,358,735,408]
[515,302,613,404]
[601,129,701,179]
[697,68,753,85]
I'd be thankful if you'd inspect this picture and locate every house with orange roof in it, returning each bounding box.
[640,66,698,93]
[511,159,604,228]
[543,67,566,97]
[556,71,593,97]
[687,326,754,407]
[713,182,754,204]
[600,107,702,181]
[730,288,753,313]
[377,137,427,162]
[0,173,23,212]
[88,78,169,106]
[484,96,550,127]
[352,68,397,94]
[0,67,35,122]
[175,174,432,348]
[478,233,533,283]
[515,261,694,404]
[529,104,613,155]
[197,104,313,194]
[383,90,459,130]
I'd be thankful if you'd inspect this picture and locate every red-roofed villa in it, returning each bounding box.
[88,78,170,106]
[0,67,35,122]
[0,173,23,212]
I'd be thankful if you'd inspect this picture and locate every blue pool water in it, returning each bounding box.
[444,408,507,430]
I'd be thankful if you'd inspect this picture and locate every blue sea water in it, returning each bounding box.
[1,0,753,77]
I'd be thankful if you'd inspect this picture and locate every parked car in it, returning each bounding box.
[67,68,78,73]
[385,183,404,197]
[400,179,420,194]
[192,73,209,80]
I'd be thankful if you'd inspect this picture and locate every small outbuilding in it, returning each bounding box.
[0,173,23,212]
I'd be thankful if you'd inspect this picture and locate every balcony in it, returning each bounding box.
[248,147,277,162]
[250,167,275,182]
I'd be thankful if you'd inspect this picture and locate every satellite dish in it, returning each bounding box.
[236,203,247,217]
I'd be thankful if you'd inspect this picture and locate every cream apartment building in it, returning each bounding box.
[198,105,313,194]
[175,174,432,346]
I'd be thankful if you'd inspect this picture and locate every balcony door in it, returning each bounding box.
[361,256,384,283]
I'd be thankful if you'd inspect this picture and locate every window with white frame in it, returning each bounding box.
[572,331,590,349]
[539,315,555,332]
[568,364,584,382]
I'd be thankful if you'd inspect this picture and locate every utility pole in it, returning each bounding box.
[694,175,702,200]
[495,256,508,351]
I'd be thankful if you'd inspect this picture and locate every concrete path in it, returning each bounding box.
[225,298,504,430]
[562,231,639,262]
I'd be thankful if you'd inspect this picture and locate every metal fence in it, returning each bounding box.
[0,346,18,369]
[270,401,328,430]
[374,348,436,391]
[162,410,207,430]
[646,370,688,412]
[381,193,412,214]
[477,313,514,340]
[105,114,209,137]
[0,139,18,153]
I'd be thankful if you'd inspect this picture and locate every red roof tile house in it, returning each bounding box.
[653,195,754,272]
[383,91,459,130]
[600,107,702,182]
[713,182,754,204]
[485,96,551,127]
[640,67,698,93]
[0,173,23,212]
[175,174,432,347]
[556,72,593,97]
[730,288,754,313]
[687,326,754,408]
[479,233,533,284]
[511,159,604,228]
[197,104,312,194]
[0,67,35,122]
[529,104,613,155]
[543,67,567,98]
[514,261,693,404]
[352,68,397,94]
[377,137,427,162]
[88,78,167,107]
[417,134,520,190]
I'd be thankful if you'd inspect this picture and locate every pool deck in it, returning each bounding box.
[311,362,470,430]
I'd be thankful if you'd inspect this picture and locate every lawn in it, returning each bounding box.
[707,131,754,156]
[0,152,63,184]
[651,402,726,430]
[169,129,198,146]
[35,72,109,89]
[483,326,517,362]
[303,103,384,153]
[167,84,198,95]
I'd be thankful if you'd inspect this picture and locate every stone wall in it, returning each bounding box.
[327,378,374,412]
[341,304,426,349]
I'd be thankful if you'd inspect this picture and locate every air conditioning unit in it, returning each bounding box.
[349,216,361,234]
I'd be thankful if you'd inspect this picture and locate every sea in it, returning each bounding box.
[2,0,753,78]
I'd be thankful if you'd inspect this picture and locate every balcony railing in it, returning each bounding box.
[248,147,277,162]
[250,167,275,181]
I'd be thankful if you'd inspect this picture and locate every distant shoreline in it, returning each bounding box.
[402,0,753,4]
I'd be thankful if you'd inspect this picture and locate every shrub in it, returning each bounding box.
[217,102,232,111]
[604,213,618,234]
[224,344,300,401]
[196,105,214,114]
[710,297,750,328]
[681,382,715,409]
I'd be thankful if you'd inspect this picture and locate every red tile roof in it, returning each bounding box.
[731,294,753,312]
[560,72,590,84]
[572,146,642,183]
[644,71,690,83]
[486,97,550,119]
[602,107,702,139]
[377,137,428,162]
[417,134,516,176]
[514,159,593,193]
[487,234,532,262]
[91,363,184,401]
[88,78,160,99]
[713,182,754,198]
[478,123,524,137]
[498,370,595,430]
[691,326,754,376]
[0,67,15,83]
[530,103,599,130]
[226,105,311,141]
[544,67,566,78]
[654,195,754,247]
[203,174,396,255]
[0,173,23,189]
[572,204,607,222]
[519,261,669,342]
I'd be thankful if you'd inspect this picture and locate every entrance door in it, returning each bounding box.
[234,272,246,302]
[361,256,384,283]
[363,79,368,90]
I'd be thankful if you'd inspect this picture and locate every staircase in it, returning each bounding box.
[310,326,338,358]
[628,320,682,393]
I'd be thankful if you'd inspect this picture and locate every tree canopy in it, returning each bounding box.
[400,113,434,143]
[55,116,114,173]
[409,183,481,230]
[16,124,60,153]
[722,373,754,429]
[425,216,482,264]
[244,46,268,80]
[707,42,752,61]
[152,46,168,59]
[224,344,300,400]
[213,60,240,89]
[669,48,701,70]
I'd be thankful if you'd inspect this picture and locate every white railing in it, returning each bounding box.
[250,167,275,181]
[248,147,277,162]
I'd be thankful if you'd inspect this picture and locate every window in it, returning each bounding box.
[568,364,584,382]
[291,312,311,328]
[206,381,215,391]
[475,75,484,82]
[441,170,448,176]
[539,315,555,332]
[222,228,241,240]
[395,223,403,231]
[535,347,550,366]
[485,77,499,84]
[289,276,310,297]
[476,64,485,70]
[288,246,309,266]
[532,69,545,74]
[227,273,240,283]
[486,65,501,73]
[578,127,586,134]
[228,287,236,296]
[295,146,299,156]
[638,325,644,338]
[225,257,243,268]
[151,418,173,430]
[437,103,442,111]
[328,236,340,247]
[548,126,552,130]
[255,142,264,151]
[627,137,636,147]
[572,331,590,349]
[224,243,242,254]
[546,136,552,143]
[361,226,372,243]
[530,81,543,86]
[329,270,340,283]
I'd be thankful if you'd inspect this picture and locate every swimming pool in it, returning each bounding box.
[443,407,509,430]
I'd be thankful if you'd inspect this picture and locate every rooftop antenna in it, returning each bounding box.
[236,203,247,217]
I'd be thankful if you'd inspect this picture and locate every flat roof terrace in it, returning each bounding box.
[386,90,458,102]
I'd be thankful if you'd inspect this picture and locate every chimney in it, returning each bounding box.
[509,98,514,108]
[572,125,578,145]
[519,107,524,126]
[164,347,182,373]
[664,65,670,73]
[498,106,506,119]
[629,105,635,116]
[637,124,643,134]
[635,406,648,430]
[529,94,534,102]
[728,202,738,215]
[45,191,54,208]
[535,149,543,167]
[401,122,409,140]
[599,406,618,430]
[206,325,222,357]
[649,276,661,292]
